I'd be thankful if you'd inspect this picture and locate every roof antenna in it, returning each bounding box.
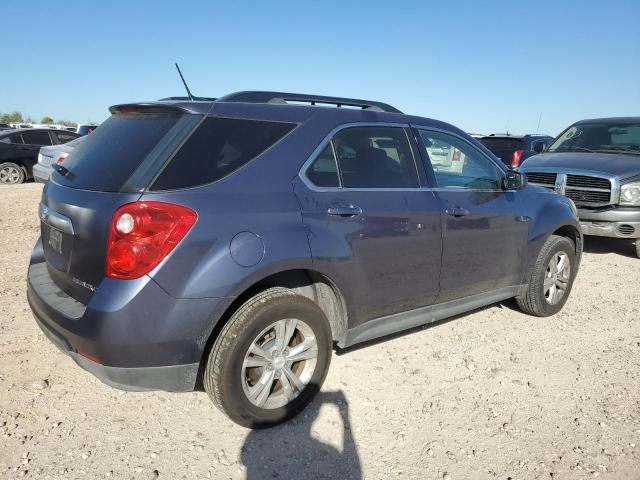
[536,112,542,133]
[175,63,195,101]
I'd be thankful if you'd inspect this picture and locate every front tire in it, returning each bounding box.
[635,239,640,259]
[517,235,577,317]
[0,162,25,185]
[203,287,332,428]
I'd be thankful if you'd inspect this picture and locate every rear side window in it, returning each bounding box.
[151,117,296,191]
[22,131,52,146]
[333,126,418,188]
[305,144,340,187]
[53,113,183,192]
[53,132,78,144]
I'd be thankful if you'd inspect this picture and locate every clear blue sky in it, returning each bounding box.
[3,0,639,135]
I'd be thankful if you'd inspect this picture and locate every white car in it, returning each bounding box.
[33,136,85,183]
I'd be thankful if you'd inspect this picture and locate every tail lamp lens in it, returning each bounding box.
[106,202,197,279]
[511,149,525,168]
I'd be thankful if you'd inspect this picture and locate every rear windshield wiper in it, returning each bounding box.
[52,163,71,177]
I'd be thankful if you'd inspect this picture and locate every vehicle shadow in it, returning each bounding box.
[582,236,637,259]
[241,390,362,479]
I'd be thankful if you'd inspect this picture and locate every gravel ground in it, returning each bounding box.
[1,183,639,480]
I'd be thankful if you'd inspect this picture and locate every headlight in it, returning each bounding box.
[620,182,640,206]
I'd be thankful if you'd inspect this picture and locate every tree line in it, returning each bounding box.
[0,111,77,127]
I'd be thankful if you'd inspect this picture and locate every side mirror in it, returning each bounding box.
[533,142,547,153]
[503,170,526,190]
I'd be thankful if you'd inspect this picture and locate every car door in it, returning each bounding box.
[19,131,53,173]
[414,127,530,303]
[293,124,443,327]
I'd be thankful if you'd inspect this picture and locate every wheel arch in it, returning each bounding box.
[195,268,349,390]
[552,223,582,265]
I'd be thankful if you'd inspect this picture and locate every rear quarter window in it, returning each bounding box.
[150,117,296,191]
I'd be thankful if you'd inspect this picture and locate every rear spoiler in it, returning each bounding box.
[109,102,211,115]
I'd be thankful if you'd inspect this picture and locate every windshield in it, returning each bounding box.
[548,121,640,155]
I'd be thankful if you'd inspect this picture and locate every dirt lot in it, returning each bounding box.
[1,183,639,480]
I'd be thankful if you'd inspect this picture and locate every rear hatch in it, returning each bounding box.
[41,106,202,304]
[479,137,524,166]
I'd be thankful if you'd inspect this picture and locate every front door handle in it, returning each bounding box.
[327,205,362,217]
[445,207,469,218]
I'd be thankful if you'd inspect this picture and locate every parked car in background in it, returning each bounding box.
[33,136,85,183]
[521,117,640,257]
[480,134,553,168]
[28,91,581,428]
[0,123,11,131]
[0,128,80,184]
[76,124,98,135]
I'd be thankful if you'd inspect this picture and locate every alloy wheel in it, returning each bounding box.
[241,318,318,409]
[0,165,21,184]
[544,251,571,305]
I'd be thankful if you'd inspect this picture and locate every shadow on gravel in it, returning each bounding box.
[582,236,637,258]
[241,390,361,479]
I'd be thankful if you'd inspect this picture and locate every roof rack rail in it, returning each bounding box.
[216,91,402,114]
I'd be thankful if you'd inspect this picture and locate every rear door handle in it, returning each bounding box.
[445,207,469,218]
[327,205,362,217]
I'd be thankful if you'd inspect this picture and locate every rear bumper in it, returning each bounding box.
[32,163,52,184]
[32,312,198,392]
[27,240,229,392]
[578,207,640,239]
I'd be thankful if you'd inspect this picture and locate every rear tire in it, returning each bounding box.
[203,287,332,428]
[517,235,577,317]
[0,162,25,185]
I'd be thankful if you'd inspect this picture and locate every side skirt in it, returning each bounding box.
[340,285,523,348]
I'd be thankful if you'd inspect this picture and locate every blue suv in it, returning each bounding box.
[28,91,582,428]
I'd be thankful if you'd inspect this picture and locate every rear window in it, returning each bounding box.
[479,137,524,163]
[150,117,296,191]
[53,113,184,192]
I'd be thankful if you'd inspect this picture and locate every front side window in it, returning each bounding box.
[22,131,52,146]
[332,126,419,188]
[418,129,502,190]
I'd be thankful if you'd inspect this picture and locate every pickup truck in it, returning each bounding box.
[521,117,640,257]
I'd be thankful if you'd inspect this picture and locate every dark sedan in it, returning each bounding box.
[0,128,80,184]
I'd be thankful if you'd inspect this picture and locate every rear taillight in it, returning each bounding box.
[452,149,461,161]
[106,202,197,279]
[511,149,525,168]
[56,153,69,164]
